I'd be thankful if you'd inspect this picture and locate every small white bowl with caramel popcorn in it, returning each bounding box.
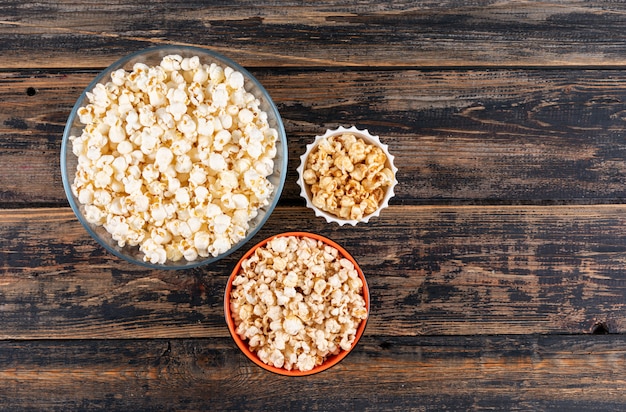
[297,126,397,226]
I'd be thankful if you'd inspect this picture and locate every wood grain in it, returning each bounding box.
[2,1,626,68]
[0,336,625,411]
[4,1,626,409]
[2,205,626,339]
[5,69,626,206]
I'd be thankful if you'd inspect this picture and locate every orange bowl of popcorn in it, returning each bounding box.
[296,126,397,226]
[60,45,288,269]
[225,232,370,376]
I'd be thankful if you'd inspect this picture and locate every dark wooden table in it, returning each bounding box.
[4,1,626,410]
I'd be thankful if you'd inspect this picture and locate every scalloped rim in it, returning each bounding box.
[296,126,398,226]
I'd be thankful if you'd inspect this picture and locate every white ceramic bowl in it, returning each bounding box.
[297,126,397,226]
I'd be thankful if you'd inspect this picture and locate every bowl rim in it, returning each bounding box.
[224,231,370,376]
[296,125,398,226]
[60,45,288,269]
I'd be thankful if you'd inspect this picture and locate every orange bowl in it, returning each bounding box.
[224,231,370,376]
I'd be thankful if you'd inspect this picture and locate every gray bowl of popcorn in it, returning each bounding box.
[61,45,288,269]
[297,126,397,226]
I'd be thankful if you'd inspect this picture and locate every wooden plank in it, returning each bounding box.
[2,205,626,339]
[1,335,625,411]
[3,1,626,68]
[4,68,626,205]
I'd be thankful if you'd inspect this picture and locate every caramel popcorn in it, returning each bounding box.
[303,133,394,221]
[69,54,278,264]
[229,235,368,372]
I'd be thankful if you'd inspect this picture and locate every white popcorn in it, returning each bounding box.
[218,170,239,190]
[254,158,274,177]
[212,84,229,108]
[140,238,167,264]
[138,105,156,127]
[189,166,208,187]
[168,102,187,121]
[174,187,191,207]
[193,231,211,256]
[213,213,231,234]
[155,147,174,171]
[211,236,232,255]
[296,353,316,372]
[111,156,128,174]
[196,117,214,136]
[129,193,150,213]
[78,185,95,204]
[110,68,126,86]
[269,236,287,253]
[183,246,198,262]
[232,193,249,210]
[151,227,172,245]
[160,54,182,71]
[208,152,227,172]
[230,236,367,372]
[84,204,106,225]
[283,271,298,288]
[122,176,142,195]
[213,129,231,151]
[116,140,133,155]
[108,124,126,143]
[177,114,197,136]
[227,70,245,89]
[174,154,193,174]
[237,108,254,125]
[182,55,200,71]
[68,55,278,264]
[140,163,159,183]
[155,107,175,130]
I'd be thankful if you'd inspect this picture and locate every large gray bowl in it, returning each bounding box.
[61,45,287,269]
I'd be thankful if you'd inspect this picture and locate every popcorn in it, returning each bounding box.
[69,55,278,264]
[229,236,368,372]
[303,133,394,221]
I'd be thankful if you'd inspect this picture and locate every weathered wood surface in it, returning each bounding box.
[3,1,626,68]
[5,69,626,206]
[2,205,626,339]
[1,336,626,411]
[4,0,626,410]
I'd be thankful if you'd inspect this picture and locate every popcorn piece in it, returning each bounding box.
[283,315,304,336]
[230,236,367,372]
[68,54,278,264]
[303,133,394,221]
